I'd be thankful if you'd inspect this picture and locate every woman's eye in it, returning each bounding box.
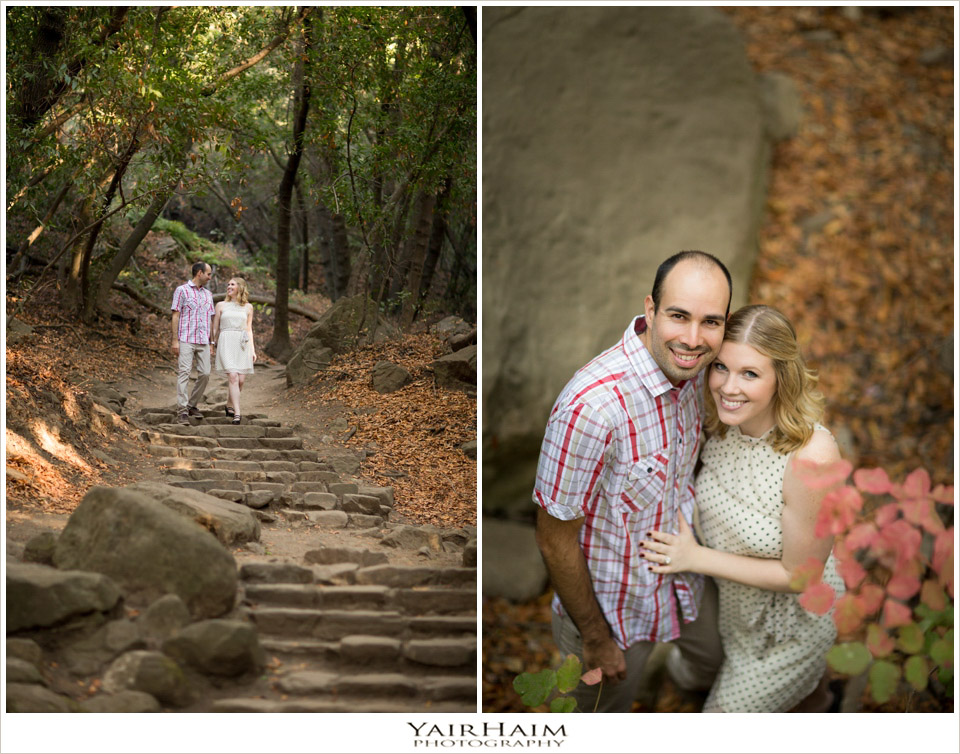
[745,371,758,379]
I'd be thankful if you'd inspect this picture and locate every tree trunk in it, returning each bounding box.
[266,10,313,362]
[400,192,436,329]
[296,183,309,291]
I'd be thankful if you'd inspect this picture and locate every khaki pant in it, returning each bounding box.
[177,341,211,410]
[552,577,723,713]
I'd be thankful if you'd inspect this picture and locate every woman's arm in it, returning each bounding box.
[211,302,223,344]
[246,304,257,362]
[644,430,840,593]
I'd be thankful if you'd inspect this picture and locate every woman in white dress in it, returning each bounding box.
[212,277,256,424]
[642,305,843,712]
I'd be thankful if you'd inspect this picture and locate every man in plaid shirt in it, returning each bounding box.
[171,261,215,425]
[534,251,731,712]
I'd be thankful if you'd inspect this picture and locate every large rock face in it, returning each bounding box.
[483,6,770,517]
[53,486,238,619]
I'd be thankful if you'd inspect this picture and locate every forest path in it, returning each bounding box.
[7,358,477,713]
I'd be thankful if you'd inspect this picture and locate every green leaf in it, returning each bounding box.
[930,637,954,669]
[869,660,901,704]
[555,654,583,694]
[896,623,924,654]
[904,655,929,691]
[549,696,577,713]
[513,669,556,708]
[826,642,873,675]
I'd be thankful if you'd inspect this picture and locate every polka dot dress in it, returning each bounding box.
[695,424,844,713]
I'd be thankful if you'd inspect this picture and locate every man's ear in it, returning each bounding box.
[643,294,656,321]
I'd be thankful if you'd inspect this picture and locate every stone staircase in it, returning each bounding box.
[134,405,477,712]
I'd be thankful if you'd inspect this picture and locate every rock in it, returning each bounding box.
[286,295,400,387]
[6,562,121,633]
[441,528,473,547]
[239,563,314,584]
[417,547,432,559]
[7,637,43,665]
[460,440,477,460]
[341,494,382,515]
[431,316,473,339]
[431,345,476,391]
[162,620,265,677]
[103,650,193,707]
[760,71,803,141]
[357,485,395,509]
[7,656,44,684]
[483,6,766,518]
[53,486,238,619]
[125,480,260,546]
[62,619,145,676]
[6,683,80,713]
[307,510,349,527]
[302,492,339,510]
[6,317,34,345]
[482,518,548,601]
[23,531,58,565]
[304,547,389,567]
[78,690,161,713]
[370,361,412,394]
[379,525,442,552]
[462,538,477,568]
[138,594,192,644]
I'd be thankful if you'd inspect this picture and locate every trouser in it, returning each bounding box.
[552,577,723,713]
[177,341,210,410]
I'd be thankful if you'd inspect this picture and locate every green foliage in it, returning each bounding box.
[793,464,955,707]
[151,218,217,255]
[513,654,603,713]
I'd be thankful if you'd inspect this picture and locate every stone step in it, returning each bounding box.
[259,635,476,671]
[273,670,475,701]
[244,584,476,615]
[239,562,477,588]
[251,608,406,639]
[209,696,472,713]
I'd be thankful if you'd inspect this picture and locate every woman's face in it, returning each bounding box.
[227,280,238,297]
[708,340,778,438]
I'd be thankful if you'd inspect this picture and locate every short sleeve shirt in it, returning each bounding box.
[171,281,215,344]
[533,316,705,647]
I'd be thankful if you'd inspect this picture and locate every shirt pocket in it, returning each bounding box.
[617,454,668,513]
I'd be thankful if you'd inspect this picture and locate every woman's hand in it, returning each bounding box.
[642,511,701,574]
[252,350,257,363]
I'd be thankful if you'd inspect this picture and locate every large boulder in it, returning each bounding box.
[162,620,266,677]
[102,650,193,707]
[6,562,121,633]
[53,486,238,619]
[371,361,412,394]
[286,295,400,387]
[126,480,260,546]
[482,6,770,516]
[61,619,145,677]
[482,518,549,602]
[6,683,81,713]
[432,345,476,392]
[380,525,442,552]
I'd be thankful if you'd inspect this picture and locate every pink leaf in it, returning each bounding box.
[885,573,921,601]
[845,522,878,550]
[580,667,603,686]
[893,468,931,500]
[874,503,899,527]
[932,528,954,597]
[793,458,853,489]
[837,557,867,590]
[931,484,955,505]
[882,599,912,629]
[800,581,836,615]
[833,593,867,635]
[814,485,862,538]
[866,624,896,658]
[920,579,947,611]
[858,584,885,615]
[873,519,922,570]
[853,467,891,495]
[789,556,825,592]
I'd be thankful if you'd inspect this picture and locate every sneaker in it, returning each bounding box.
[177,411,190,425]
[187,405,204,419]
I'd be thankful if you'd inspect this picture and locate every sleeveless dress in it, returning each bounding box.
[694,423,844,712]
[215,302,254,374]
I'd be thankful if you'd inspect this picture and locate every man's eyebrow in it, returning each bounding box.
[664,306,726,321]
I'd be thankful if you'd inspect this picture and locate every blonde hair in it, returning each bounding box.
[704,305,824,454]
[227,277,249,307]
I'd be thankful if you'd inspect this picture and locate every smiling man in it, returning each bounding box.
[533,250,731,712]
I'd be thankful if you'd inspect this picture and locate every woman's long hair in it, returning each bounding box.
[227,277,249,307]
[704,305,824,454]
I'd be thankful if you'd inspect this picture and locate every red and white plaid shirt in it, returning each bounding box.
[171,281,215,344]
[533,316,705,647]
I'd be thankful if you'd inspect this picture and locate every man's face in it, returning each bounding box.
[642,261,729,385]
[197,265,212,285]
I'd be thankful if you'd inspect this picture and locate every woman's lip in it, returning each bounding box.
[718,396,746,410]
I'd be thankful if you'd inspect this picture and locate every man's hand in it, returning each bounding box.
[170,338,180,355]
[582,635,627,685]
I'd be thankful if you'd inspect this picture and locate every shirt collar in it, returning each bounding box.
[622,315,697,399]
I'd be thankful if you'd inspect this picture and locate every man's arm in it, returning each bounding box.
[170,311,180,354]
[535,508,626,683]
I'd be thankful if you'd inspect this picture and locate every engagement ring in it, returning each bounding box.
[663,556,671,565]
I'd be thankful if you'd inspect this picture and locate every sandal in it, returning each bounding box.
[232,415,241,425]
[225,407,235,418]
